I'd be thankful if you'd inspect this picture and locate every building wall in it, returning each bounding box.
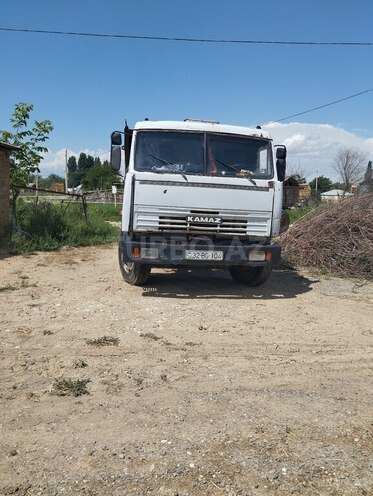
[0,149,10,237]
[50,182,65,193]
[321,194,347,202]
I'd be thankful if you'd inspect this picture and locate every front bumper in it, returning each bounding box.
[119,233,281,267]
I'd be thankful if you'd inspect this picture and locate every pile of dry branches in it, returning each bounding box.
[280,194,373,278]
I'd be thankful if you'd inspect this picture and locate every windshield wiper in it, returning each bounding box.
[151,167,188,182]
[215,158,257,186]
[148,154,188,182]
[148,153,172,166]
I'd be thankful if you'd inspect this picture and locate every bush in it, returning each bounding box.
[8,201,119,253]
[52,378,90,397]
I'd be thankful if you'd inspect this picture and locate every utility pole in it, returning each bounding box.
[65,149,68,192]
[35,169,39,203]
[315,170,318,197]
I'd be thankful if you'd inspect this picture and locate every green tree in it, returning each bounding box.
[77,153,95,186]
[67,156,77,173]
[0,102,53,194]
[82,162,120,190]
[77,152,87,172]
[0,102,53,228]
[93,157,102,167]
[86,155,94,169]
[309,175,333,194]
[67,156,80,187]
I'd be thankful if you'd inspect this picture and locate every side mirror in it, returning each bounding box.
[276,146,286,160]
[110,131,123,172]
[111,132,122,146]
[275,145,287,182]
[110,146,122,172]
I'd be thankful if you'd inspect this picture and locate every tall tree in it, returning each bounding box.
[333,147,367,191]
[93,157,102,167]
[77,152,87,171]
[67,156,77,174]
[309,175,333,195]
[85,155,94,170]
[76,153,95,186]
[67,156,80,187]
[0,102,53,193]
[0,103,53,227]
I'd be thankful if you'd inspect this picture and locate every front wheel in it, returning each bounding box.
[118,243,151,285]
[229,265,272,287]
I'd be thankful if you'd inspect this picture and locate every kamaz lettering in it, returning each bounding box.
[187,216,222,224]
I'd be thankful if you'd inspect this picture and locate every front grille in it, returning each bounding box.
[135,206,271,236]
[159,215,247,236]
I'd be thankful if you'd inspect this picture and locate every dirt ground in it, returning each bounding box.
[0,244,372,496]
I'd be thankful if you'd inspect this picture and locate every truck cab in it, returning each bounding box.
[110,119,286,286]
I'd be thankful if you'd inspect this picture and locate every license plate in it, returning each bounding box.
[184,250,224,261]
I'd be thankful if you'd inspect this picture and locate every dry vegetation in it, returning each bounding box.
[281,194,373,278]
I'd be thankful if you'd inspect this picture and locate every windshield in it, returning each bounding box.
[135,130,273,178]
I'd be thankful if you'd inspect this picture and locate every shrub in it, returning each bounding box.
[8,201,119,253]
[52,378,90,397]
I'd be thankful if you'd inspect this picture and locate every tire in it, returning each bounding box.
[118,243,151,285]
[229,265,272,287]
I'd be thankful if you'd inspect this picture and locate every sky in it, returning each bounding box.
[0,0,373,180]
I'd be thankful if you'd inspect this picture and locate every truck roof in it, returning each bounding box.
[134,120,271,139]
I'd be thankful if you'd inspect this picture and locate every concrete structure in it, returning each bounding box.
[0,142,20,238]
[321,189,353,202]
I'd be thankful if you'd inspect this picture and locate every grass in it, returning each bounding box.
[86,203,122,222]
[52,378,90,397]
[287,204,329,225]
[7,200,120,253]
[85,336,119,347]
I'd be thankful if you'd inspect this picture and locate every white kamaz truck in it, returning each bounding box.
[110,119,286,286]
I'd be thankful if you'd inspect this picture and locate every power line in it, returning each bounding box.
[1,26,373,46]
[269,87,373,123]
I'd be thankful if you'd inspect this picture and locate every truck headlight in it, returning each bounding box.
[141,248,159,260]
[248,251,265,261]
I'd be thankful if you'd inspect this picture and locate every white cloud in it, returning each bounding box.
[40,148,110,177]
[262,122,373,180]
